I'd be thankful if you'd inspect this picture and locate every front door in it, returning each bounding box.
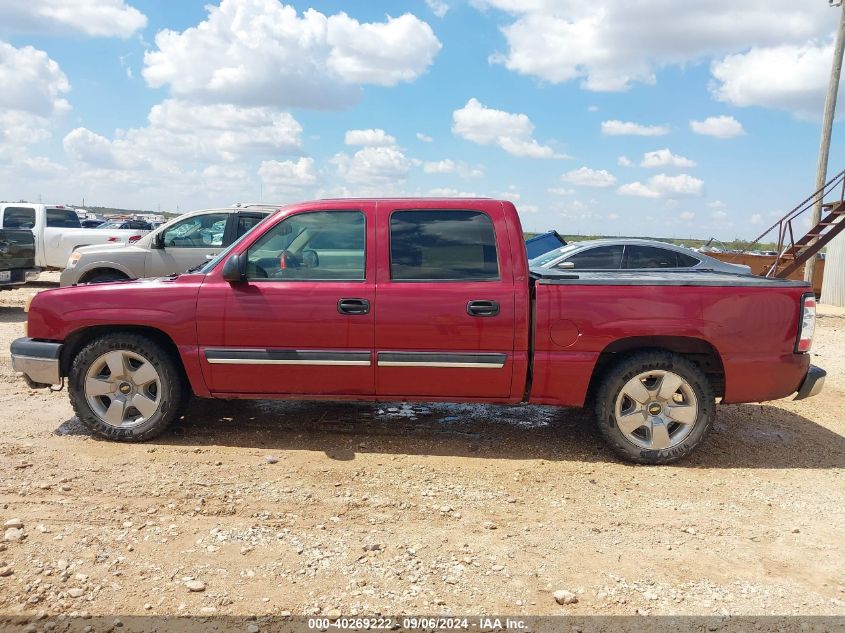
[146,211,231,277]
[196,205,376,396]
[374,204,517,399]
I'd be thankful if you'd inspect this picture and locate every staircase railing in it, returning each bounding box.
[737,168,845,277]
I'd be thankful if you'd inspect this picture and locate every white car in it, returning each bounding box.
[530,238,753,275]
[0,203,150,270]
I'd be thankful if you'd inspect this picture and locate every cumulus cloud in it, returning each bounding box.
[345,129,397,147]
[601,120,669,136]
[416,132,433,142]
[423,159,484,178]
[452,98,563,159]
[562,167,616,188]
[690,115,745,139]
[618,173,704,198]
[640,149,696,168]
[679,211,695,221]
[331,146,412,185]
[258,157,319,194]
[142,0,441,110]
[426,0,449,18]
[617,155,633,167]
[0,0,146,38]
[478,0,830,92]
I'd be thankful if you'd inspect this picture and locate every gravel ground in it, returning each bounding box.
[0,274,843,617]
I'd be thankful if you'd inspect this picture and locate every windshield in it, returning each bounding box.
[528,242,582,267]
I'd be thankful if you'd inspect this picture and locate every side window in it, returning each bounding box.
[235,214,266,240]
[390,210,499,281]
[245,210,365,281]
[162,213,229,248]
[563,245,623,270]
[46,208,82,228]
[675,251,700,267]
[2,207,36,229]
[626,246,677,269]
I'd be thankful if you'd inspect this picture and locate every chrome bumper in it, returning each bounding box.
[10,337,63,387]
[794,364,826,400]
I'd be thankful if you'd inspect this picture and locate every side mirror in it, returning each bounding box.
[221,254,245,282]
[559,261,575,269]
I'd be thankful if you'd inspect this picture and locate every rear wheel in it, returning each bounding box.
[68,334,187,441]
[594,351,715,464]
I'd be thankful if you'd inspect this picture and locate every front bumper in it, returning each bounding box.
[10,337,63,388]
[794,364,826,400]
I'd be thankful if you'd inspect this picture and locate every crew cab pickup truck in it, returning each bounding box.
[10,198,825,463]
[0,229,39,289]
[0,204,150,270]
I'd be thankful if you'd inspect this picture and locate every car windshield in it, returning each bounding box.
[528,242,583,267]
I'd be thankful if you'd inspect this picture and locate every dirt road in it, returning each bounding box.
[1,275,843,617]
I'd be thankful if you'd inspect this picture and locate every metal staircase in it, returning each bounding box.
[744,169,845,278]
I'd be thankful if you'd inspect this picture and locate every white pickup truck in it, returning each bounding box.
[0,203,150,270]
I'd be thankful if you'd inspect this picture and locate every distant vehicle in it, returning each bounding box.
[0,228,39,289]
[0,204,152,270]
[530,238,753,275]
[60,206,274,286]
[97,219,153,231]
[80,219,105,229]
[525,230,566,260]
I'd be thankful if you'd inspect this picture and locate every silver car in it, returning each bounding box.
[60,205,274,286]
[529,238,752,274]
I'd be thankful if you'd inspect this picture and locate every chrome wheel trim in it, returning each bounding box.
[83,350,162,429]
[613,369,698,451]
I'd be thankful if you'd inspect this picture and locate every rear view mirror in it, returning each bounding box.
[559,261,575,269]
[222,254,245,282]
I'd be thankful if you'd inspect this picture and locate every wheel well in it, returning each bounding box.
[60,325,188,385]
[586,336,725,401]
[78,267,130,283]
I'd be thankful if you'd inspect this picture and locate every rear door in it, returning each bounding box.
[145,211,231,277]
[374,202,517,399]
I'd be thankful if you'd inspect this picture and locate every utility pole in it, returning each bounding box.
[806,0,845,284]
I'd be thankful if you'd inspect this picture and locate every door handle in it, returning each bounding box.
[467,300,500,317]
[337,298,370,315]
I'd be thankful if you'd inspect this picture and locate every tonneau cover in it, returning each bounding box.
[529,268,810,287]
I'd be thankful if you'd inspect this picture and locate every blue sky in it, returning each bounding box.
[1,0,844,239]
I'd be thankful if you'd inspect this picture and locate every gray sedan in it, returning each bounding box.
[529,238,752,274]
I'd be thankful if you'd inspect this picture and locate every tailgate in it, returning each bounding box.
[0,229,36,269]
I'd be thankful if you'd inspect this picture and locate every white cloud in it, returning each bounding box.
[617,155,633,167]
[548,187,574,195]
[426,0,449,18]
[423,159,457,174]
[601,120,669,136]
[711,42,837,118]
[708,200,726,209]
[690,115,745,139]
[452,98,563,158]
[0,0,146,38]
[345,128,396,146]
[0,41,70,119]
[618,173,704,199]
[640,148,696,168]
[562,167,616,188]
[258,157,319,194]
[142,0,441,110]
[478,1,831,92]
[750,213,763,225]
[711,210,728,220]
[332,146,411,185]
[679,211,695,221]
[416,132,433,142]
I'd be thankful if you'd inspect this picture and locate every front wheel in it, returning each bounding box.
[594,351,715,464]
[68,333,187,441]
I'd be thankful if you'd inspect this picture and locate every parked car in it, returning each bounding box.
[0,204,151,270]
[80,219,105,229]
[530,238,752,274]
[12,198,823,464]
[60,206,273,286]
[0,229,39,289]
[96,219,153,231]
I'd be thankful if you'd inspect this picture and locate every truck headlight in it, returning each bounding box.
[67,251,81,269]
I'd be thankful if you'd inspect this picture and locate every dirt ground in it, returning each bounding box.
[0,273,843,618]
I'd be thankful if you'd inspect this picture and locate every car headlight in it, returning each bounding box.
[67,251,82,268]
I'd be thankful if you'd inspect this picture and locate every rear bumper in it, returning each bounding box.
[10,337,63,387]
[0,268,39,288]
[794,365,826,400]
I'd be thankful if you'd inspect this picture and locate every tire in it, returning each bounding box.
[68,333,188,441]
[83,271,128,284]
[594,351,715,464]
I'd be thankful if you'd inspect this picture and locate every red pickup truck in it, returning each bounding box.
[11,198,825,463]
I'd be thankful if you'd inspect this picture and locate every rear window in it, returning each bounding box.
[564,245,624,269]
[2,207,35,229]
[625,245,677,269]
[390,210,499,281]
[676,251,700,267]
[46,208,81,228]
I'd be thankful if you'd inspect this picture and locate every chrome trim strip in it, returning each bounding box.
[377,351,507,369]
[203,348,371,367]
[207,358,371,366]
[378,361,504,369]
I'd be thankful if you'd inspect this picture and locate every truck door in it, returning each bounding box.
[195,204,376,396]
[374,202,517,399]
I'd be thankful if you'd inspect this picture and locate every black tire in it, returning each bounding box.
[83,271,128,284]
[594,351,715,464]
[68,333,188,441]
